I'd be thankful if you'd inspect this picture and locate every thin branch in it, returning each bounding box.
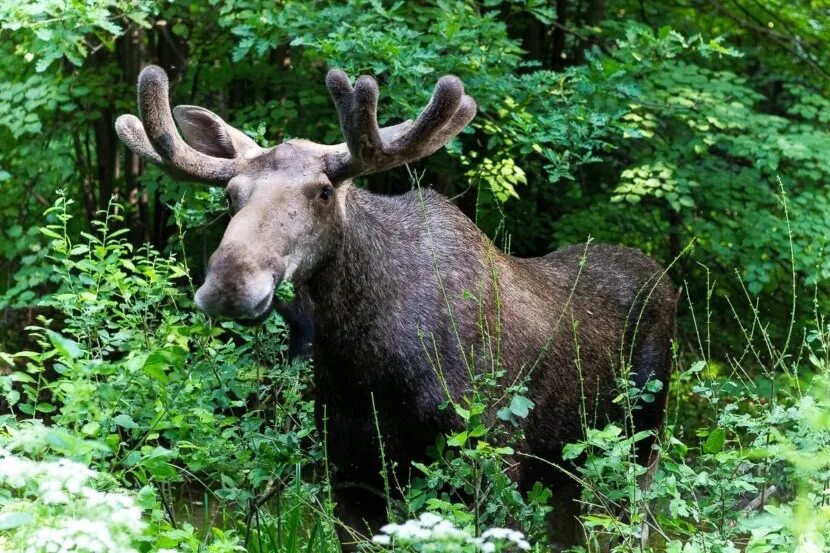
[709,0,830,80]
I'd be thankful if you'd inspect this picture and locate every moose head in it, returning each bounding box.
[115,66,476,322]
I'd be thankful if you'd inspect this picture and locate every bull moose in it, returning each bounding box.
[116,65,676,547]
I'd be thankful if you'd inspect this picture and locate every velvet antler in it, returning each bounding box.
[116,66,476,185]
[323,70,476,182]
[115,66,243,184]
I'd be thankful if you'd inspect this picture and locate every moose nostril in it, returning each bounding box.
[195,266,279,321]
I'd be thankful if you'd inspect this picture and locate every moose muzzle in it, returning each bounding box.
[194,246,284,322]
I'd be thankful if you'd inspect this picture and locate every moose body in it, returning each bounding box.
[116,66,676,547]
[304,187,675,539]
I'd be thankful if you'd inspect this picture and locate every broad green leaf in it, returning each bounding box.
[113,414,139,430]
[45,330,83,359]
[704,428,726,454]
[509,395,535,418]
[447,431,468,447]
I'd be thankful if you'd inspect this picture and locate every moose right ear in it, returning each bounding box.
[172,105,262,160]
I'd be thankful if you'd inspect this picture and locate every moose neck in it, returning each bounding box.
[304,183,500,385]
[307,185,408,331]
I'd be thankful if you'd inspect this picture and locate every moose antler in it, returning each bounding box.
[323,70,476,182]
[116,66,476,185]
[115,66,241,184]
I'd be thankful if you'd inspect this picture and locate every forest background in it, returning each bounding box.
[1,1,830,552]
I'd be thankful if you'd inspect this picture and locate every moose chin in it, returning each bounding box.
[116,64,677,549]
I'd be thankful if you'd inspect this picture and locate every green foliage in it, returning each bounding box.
[2,1,830,551]
[560,275,830,552]
[0,0,154,72]
[2,0,829,342]
[3,182,830,553]
[565,361,830,552]
[1,196,332,552]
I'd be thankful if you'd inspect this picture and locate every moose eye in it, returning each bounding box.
[319,186,334,202]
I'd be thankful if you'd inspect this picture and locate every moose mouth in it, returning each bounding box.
[235,293,276,326]
[194,282,277,325]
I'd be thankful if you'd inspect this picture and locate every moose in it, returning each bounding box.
[116,65,676,547]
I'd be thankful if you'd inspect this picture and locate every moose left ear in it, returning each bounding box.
[173,105,262,160]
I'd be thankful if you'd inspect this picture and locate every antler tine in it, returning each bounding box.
[326,70,384,168]
[388,76,464,154]
[324,70,477,181]
[115,65,238,184]
[115,114,164,165]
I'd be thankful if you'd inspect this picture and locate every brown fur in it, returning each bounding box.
[305,187,675,546]
[115,66,676,548]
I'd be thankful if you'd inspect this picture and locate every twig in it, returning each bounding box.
[741,485,776,512]
[709,0,830,80]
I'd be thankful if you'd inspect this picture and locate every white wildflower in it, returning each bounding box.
[480,526,531,550]
[39,478,69,505]
[795,533,823,553]
[380,522,400,534]
[372,535,391,545]
[419,511,443,527]
[0,446,148,553]
[0,454,34,488]
[372,513,534,551]
[481,528,512,540]
[432,519,468,540]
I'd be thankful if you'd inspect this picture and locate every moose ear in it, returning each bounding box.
[172,105,262,160]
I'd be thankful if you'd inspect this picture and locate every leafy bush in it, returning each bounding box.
[1,195,330,552]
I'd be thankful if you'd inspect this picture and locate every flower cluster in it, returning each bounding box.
[0,447,147,553]
[0,447,97,504]
[373,512,532,552]
[23,518,140,553]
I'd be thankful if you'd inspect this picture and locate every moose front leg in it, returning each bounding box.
[315,394,396,550]
[332,481,389,551]
[546,477,584,552]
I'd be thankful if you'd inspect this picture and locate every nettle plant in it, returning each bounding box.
[561,275,830,553]
[0,195,326,551]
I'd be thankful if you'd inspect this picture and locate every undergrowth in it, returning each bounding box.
[1,194,829,553]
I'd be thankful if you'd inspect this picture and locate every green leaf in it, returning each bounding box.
[496,407,513,422]
[81,421,100,436]
[509,395,535,418]
[45,329,83,359]
[447,431,468,447]
[145,458,176,478]
[142,352,173,383]
[276,280,295,301]
[562,442,586,460]
[704,428,725,454]
[113,414,139,430]
[468,424,487,438]
[412,462,432,476]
